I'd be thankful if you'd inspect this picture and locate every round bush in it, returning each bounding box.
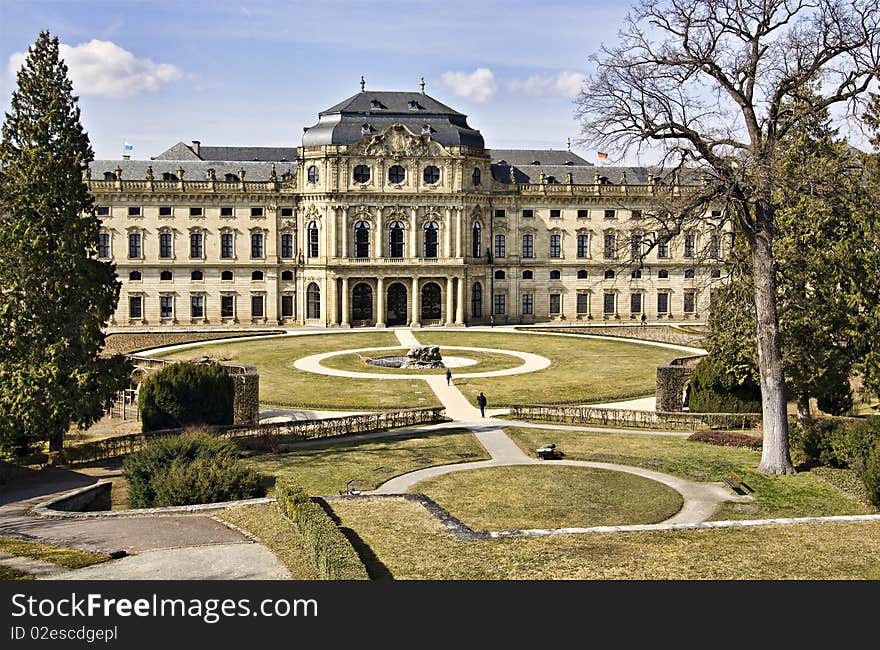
[138,362,234,432]
[864,445,880,509]
[688,356,762,413]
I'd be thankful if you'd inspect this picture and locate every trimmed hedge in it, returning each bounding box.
[688,356,763,414]
[139,362,234,432]
[275,479,369,580]
[123,432,265,508]
[689,429,762,450]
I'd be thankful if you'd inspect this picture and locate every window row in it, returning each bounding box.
[494,268,707,281]
[127,269,295,282]
[504,208,632,220]
[347,220,441,258]
[101,231,292,261]
[483,291,699,316]
[127,294,295,320]
[96,206,290,219]
[307,165,482,187]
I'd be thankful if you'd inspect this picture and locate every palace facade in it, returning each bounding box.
[88,87,726,329]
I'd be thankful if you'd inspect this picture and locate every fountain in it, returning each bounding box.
[367,345,446,369]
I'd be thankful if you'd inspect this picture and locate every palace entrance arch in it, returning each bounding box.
[421,282,442,321]
[386,282,408,326]
[351,282,373,323]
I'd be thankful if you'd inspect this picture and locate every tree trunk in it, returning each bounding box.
[749,222,795,475]
[796,393,811,424]
[48,431,64,453]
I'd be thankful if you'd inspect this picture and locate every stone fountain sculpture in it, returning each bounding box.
[401,345,444,369]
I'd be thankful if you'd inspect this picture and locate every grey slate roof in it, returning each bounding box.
[490,149,592,167]
[152,141,298,162]
[491,163,671,185]
[303,91,484,149]
[88,159,296,182]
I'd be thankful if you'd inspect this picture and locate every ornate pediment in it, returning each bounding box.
[348,123,451,159]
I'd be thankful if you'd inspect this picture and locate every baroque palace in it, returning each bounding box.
[88,84,726,329]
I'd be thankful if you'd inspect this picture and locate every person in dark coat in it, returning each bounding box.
[476,392,487,417]
[445,368,452,386]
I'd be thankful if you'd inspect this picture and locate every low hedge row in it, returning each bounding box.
[275,479,369,581]
[689,429,763,450]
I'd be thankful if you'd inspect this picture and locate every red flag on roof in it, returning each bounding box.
[597,152,608,160]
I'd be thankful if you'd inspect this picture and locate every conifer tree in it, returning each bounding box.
[0,32,130,459]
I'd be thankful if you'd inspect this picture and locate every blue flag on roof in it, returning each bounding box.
[123,141,133,151]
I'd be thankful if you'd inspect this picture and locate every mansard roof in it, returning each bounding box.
[152,141,298,162]
[491,163,672,185]
[88,159,295,182]
[490,149,592,167]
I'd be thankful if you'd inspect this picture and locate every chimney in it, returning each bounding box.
[191,140,201,157]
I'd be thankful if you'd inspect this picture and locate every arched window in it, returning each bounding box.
[354,221,370,258]
[389,221,405,258]
[658,269,669,279]
[684,268,695,279]
[251,271,264,281]
[353,165,371,183]
[191,270,203,281]
[471,281,482,318]
[352,283,373,321]
[577,270,588,279]
[224,173,239,182]
[308,221,319,258]
[494,270,506,280]
[388,165,405,184]
[281,270,294,281]
[472,222,482,258]
[522,270,533,280]
[307,282,321,319]
[221,270,233,281]
[129,271,141,281]
[472,168,481,186]
[423,221,439,258]
[160,270,173,281]
[604,269,615,279]
[103,171,117,181]
[307,165,319,184]
[162,172,178,181]
[423,165,440,184]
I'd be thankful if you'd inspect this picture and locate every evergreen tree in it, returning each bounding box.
[0,32,130,459]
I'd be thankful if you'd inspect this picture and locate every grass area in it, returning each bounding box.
[327,497,880,579]
[156,332,440,409]
[0,566,32,580]
[104,330,282,355]
[0,536,111,570]
[411,331,677,406]
[242,427,490,496]
[413,465,683,530]
[217,504,319,580]
[320,348,521,375]
[506,427,872,520]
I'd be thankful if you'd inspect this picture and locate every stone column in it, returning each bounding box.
[410,275,420,327]
[455,207,463,258]
[455,276,465,324]
[444,207,452,258]
[410,207,418,259]
[341,206,349,258]
[445,275,454,326]
[375,206,384,259]
[341,276,350,327]
[376,276,385,327]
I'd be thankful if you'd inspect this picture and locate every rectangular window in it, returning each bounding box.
[127,233,141,259]
[282,294,294,318]
[604,233,616,259]
[96,206,110,216]
[684,290,695,313]
[159,232,173,259]
[494,209,505,218]
[189,207,203,217]
[657,292,669,313]
[550,209,561,219]
[603,292,616,315]
[251,233,264,258]
[577,234,589,258]
[550,234,561,258]
[521,293,533,315]
[494,234,506,258]
[97,233,110,259]
[577,209,590,219]
[250,207,264,218]
[189,232,203,259]
[631,209,642,219]
[128,296,142,319]
[631,293,642,314]
[251,295,265,318]
[604,209,616,220]
[281,233,294,259]
[657,238,670,258]
[549,293,561,314]
[220,206,234,217]
[221,233,234,259]
[630,234,642,260]
[711,209,722,219]
[128,206,141,217]
[221,295,235,318]
[493,294,506,315]
[522,234,534,258]
[190,295,204,318]
[281,208,294,217]
[158,206,172,217]
[710,234,722,259]
[160,295,173,319]
[522,209,534,218]
[577,293,589,314]
[308,228,319,258]
[684,233,695,258]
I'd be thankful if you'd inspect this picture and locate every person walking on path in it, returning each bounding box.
[476,392,487,417]
[445,368,452,386]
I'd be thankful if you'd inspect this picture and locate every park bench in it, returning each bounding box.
[721,471,753,495]
[536,443,564,460]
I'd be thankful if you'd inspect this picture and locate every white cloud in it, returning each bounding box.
[438,68,497,103]
[508,71,586,99]
[7,40,182,100]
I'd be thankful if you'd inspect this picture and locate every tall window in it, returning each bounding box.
[159,232,173,259]
[160,295,173,319]
[281,233,294,259]
[281,295,294,318]
[657,236,670,258]
[354,221,370,258]
[128,232,141,259]
[577,234,589,258]
[657,292,670,314]
[494,294,506,315]
[250,232,264,258]
[307,283,320,319]
[577,293,589,314]
[308,221,319,258]
[684,233,695,258]
[97,233,110,259]
[128,296,142,319]
[307,165,319,183]
[603,292,616,314]
[630,293,642,314]
[190,232,203,259]
[251,295,265,318]
[472,223,481,258]
[684,290,695,313]
[221,295,235,318]
[221,233,234,259]
[549,293,561,314]
[389,221,405,258]
[550,234,561,258]
[190,295,204,318]
[603,233,616,259]
[494,234,506,258]
[710,234,722,258]
[521,293,533,315]
[472,168,481,186]
[471,282,482,317]
[630,234,642,260]
[522,234,534,258]
[423,221,439,258]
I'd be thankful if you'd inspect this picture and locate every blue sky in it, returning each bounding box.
[0,0,629,161]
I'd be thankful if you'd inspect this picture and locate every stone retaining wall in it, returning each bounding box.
[656,355,704,412]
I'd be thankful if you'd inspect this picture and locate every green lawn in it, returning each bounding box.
[320,348,522,375]
[506,427,874,520]
[0,536,112,580]
[242,427,490,496]
[413,465,683,530]
[327,497,880,579]
[156,332,440,409]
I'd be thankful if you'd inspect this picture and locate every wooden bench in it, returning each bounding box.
[536,443,564,460]
[722,472,753,495]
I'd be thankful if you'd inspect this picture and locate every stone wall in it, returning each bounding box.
[656,355,703,411]
[521,324,707,347]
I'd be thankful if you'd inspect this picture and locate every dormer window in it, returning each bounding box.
[564,161,574,166]
[421,124,434,135]
[162,172,178,181]
[361,123,372,135]
[530,160,540,165]
[103,172,117,181]
[370,99,385,110]
[224,173,239,182]
[409,100,423,110]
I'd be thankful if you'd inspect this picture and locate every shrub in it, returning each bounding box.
[123,432,265,508]
[864,445,880,508]
[138,362,234,432]
[831,417,880,473]
[687,356,762,413]
[790,417,844,467]
[689,429,762,450]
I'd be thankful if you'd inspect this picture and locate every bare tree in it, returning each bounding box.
[576,0,880,474]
